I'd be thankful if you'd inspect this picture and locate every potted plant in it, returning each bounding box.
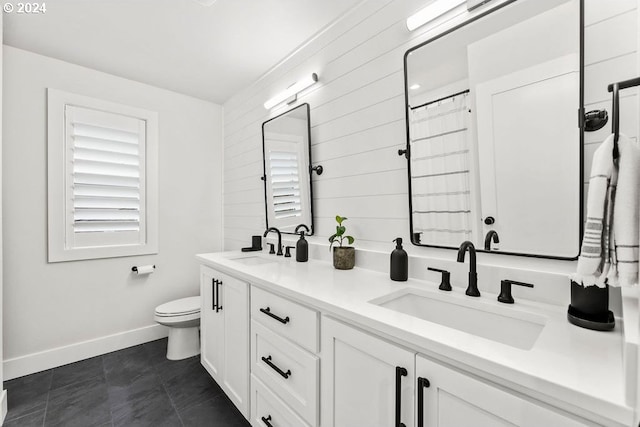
[329,215,355,270]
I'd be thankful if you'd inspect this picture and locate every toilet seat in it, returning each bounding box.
[155,296,200,317]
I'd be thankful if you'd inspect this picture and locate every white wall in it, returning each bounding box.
[222,0,637,307]
[0,12,6,424]
[2,46,223,379]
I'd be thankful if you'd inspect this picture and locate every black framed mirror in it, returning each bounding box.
[261,103,314,234]
[403,0,583,259]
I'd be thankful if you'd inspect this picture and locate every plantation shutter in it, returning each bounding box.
[269,150,302,219]
[65,105,147,248]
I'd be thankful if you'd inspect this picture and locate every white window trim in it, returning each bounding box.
[47,88,158,262]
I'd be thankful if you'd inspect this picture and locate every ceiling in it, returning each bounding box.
[3,0,363,104]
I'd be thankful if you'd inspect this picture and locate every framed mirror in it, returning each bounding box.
[403,0,583,259]
[262,103,314,234]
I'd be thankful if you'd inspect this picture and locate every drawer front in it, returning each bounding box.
[251,320,318,426]
[250,375,311,427]
[251,286,319,353]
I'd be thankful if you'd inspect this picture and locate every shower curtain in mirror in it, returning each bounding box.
[409,92,472,246]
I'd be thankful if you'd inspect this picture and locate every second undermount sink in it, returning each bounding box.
[227,255,279,266]
[370,288,546,350]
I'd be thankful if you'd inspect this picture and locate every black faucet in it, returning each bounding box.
[263,227,283,256]
[457,241,480,297]
[484,230,500,250]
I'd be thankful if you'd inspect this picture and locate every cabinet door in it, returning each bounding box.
[321,317,415,427]
[200,265,224,382]
[220,271,249,418]
[416,355,592,427]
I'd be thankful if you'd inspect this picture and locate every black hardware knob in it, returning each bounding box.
[259,307,290,324]
[498,279,534,304]
[261,355,291,379]
[261,415,274,427]
[395,366,408,427]
[428,267,452,291]
[484,216,495,225]
[398,148,408,159]
[311,165,323,175]
[268,243,275,254]
[284,246,295,257]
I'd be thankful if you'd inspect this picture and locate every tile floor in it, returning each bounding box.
[2,338,251,427]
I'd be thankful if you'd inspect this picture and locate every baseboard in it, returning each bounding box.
[3,324,168,381]
[0,389,7,425]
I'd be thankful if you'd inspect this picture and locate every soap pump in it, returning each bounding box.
[390,237,408,281]
[295,224,310,262]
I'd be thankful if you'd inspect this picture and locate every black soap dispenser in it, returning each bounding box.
[295,224,310,262]
[390,237,408,281]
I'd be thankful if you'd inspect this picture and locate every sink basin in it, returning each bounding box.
[228,255,279,266]
[370,288,546,350]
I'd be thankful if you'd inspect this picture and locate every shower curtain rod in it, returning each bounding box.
[410,89,470,111]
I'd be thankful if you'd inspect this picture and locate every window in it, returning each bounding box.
[47,89,158,262]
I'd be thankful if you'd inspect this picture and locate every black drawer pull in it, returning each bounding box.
[417,376,431,427]
[396,366,407,427]
[260,307,290,324]
[211,279,217,311]
[261,355,291,379]
[261,415,274,427]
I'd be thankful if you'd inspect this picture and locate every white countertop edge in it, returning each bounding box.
[197,252,636,426]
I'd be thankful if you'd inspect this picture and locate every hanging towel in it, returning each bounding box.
[573,134,640,288]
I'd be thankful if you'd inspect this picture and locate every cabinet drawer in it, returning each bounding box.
[251,320,318,426]
[250,375,311,427]
[251,286,319,353]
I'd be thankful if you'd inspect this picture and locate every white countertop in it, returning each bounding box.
[197,250,635,426]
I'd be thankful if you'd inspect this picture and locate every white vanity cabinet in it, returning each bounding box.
[200,265,250,418]
[415,356,592,427]
[250,286,320,427]
[321,316,416,427]
[322,316,593,427]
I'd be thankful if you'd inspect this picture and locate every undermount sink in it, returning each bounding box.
[228,255,279,266]
[370,288,546,350]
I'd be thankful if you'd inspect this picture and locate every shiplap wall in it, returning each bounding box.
[223,0,638,275]
[583,0,639,193]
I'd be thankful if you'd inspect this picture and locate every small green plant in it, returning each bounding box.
[329,215,355,250]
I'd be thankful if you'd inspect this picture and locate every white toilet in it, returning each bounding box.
[154,296,201,360]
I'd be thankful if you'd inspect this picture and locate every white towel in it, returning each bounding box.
[573,134,640,288]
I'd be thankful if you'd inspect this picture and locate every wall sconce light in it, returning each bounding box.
[406,0,466,31]
[264,73,318,110]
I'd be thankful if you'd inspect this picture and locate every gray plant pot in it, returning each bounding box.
[333,247,355,270]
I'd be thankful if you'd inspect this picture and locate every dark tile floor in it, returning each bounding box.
[3,338,251,427]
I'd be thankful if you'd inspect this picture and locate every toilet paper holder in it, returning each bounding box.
[131,265,156,273]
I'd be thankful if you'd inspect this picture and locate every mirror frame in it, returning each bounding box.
[261,103,315,235]
[402,0,584,260]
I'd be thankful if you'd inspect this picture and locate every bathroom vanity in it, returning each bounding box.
[197,251,634,427]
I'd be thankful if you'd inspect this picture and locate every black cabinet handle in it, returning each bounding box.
[395,366,407,427]
[261,355,291,379]
[261,415,274,427]
[211,279,217,311]
[216,280,223,312]
[259,307,290,324]
[417,377,431,427]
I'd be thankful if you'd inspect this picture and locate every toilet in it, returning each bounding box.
[154,296,201,360]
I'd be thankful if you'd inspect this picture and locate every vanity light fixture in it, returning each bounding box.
[406,0,466,31]
[264,73,318,110]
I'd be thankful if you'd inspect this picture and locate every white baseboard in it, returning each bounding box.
[0,389,7,425]
[3,324,168,381]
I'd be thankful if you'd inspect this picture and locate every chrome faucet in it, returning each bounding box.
[263,227,283,256]
[457,241,480,297]
[484,230,500,251]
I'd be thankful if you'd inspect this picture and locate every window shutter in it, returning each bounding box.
[268,150,302,220]
[65,105,146,247]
